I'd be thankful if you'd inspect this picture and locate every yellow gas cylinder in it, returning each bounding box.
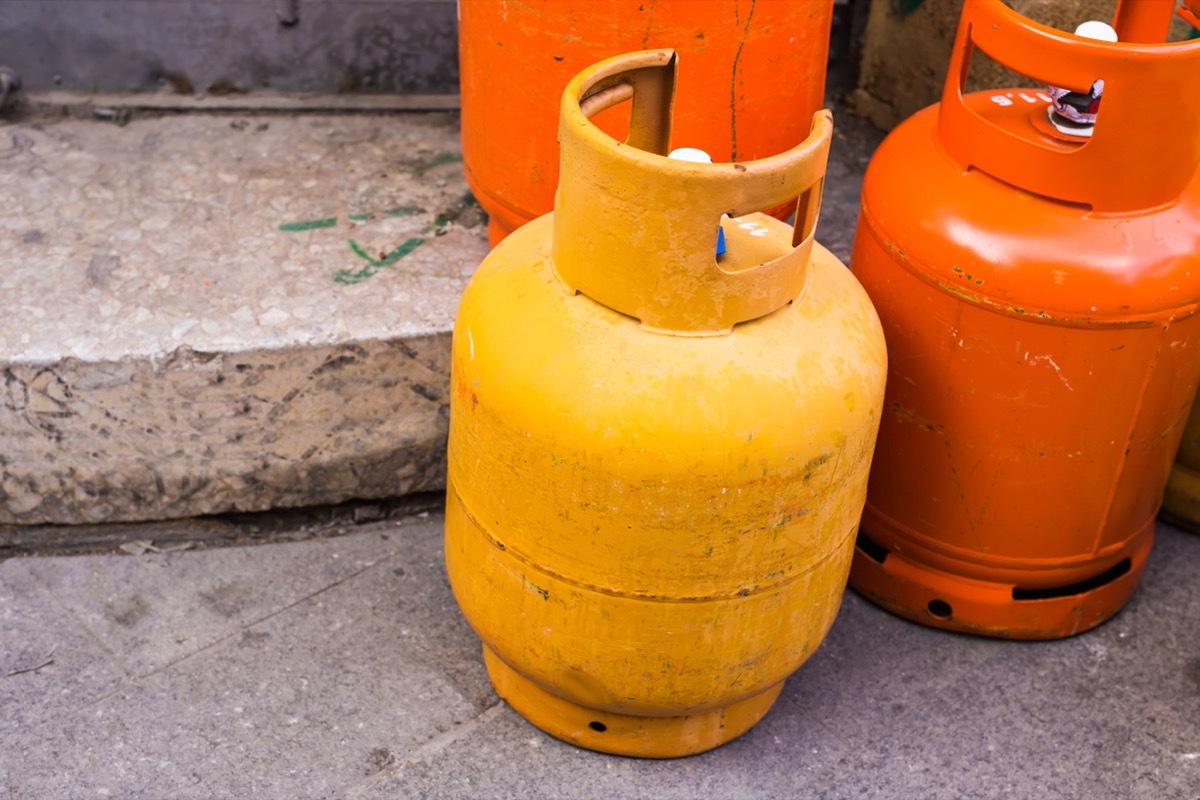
[444,50,888,758]
[1161,399,1200,533]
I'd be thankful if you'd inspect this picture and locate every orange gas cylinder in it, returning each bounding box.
[445,50,887,757]
[458,0,833,247]
[847,0,1200,639]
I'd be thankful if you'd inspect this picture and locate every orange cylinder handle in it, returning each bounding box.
[1112,0,1176,43]
[552,50,833,336]
[1179,0,1200,31]
[936,0,1200,214]
[573,56,674,158]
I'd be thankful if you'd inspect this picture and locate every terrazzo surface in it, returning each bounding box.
[1,112,483,363]
[0,112,487,525]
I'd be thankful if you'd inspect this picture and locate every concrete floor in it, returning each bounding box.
[2,512,1198,799]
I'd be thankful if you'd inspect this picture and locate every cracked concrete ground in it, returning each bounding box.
[2,512,1198,799]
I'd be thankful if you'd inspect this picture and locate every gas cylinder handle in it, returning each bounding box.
[576,54,674,156]
[1180,0,1200,30]
[552,49,833,335]
[1112,0,1177,42]
[936,0,1200,214]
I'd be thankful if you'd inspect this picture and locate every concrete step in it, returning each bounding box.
[1,110,488,524]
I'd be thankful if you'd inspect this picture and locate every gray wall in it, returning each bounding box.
[0,0,459,94]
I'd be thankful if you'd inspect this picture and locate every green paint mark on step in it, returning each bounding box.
[347,205,426,222]
[372,237,427,266]
[279,217,338,232]
[332,265,378,285]
[414,152,463,175]
[385,205,426,217]
[334,236,428,285]
[348,237,428,267]
[284,205,426,230]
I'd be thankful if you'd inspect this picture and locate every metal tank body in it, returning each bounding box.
[458,0,833,246]
[849,0,1200,639]
[445,51,887,757]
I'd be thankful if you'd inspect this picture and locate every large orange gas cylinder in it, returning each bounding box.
[848,0,1200,639]
[445,50,887,757]
[458,0,833,246]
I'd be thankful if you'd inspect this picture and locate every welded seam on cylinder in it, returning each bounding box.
[862,504,1158,571]
[858,204,1200,327]
[1091,331,1165,555]
[450,484,849,603]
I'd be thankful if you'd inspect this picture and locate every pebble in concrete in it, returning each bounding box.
[0,113,488,525]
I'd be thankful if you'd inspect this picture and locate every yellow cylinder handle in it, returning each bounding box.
[551,49,834,335]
